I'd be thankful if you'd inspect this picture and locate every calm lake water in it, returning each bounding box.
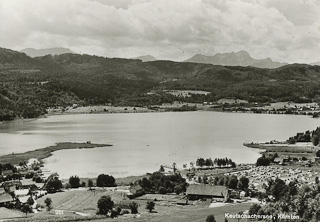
[0,111,319,179]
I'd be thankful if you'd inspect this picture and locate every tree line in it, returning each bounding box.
[195,157,236,168]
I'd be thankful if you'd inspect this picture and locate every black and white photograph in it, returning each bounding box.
[1,0,320,221]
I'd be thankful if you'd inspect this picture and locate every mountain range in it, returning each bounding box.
[132,55,157,62]
[2,46,320,120]
[184,51,288,69]
[20,47,74,58]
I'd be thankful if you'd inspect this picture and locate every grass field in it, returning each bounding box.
[0,207,25,219]
[31,189,255,222]
[36,189,128,215]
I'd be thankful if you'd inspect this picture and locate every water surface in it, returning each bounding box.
[0,111,319,178]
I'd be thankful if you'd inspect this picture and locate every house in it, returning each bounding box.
[14,189,30,197]
[1,169,13,178]
[186,184,229,202]
[2,180,22,191]
[21,179,39,192]
[0,188,13,206]
[240,191,246,199]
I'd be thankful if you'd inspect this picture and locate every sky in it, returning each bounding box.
[1,0,320,63]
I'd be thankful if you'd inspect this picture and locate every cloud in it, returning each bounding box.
[1,0,320,63]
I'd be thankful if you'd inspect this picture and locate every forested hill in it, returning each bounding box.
[1,47,320,120]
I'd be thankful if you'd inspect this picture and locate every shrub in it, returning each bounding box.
[206,214,216,222]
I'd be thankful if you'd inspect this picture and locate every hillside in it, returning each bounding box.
[1,47,320,120]
[185,51,287,68]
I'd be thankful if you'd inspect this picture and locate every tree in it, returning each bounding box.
[256,155,270,166]
[21,204,32,215]
[97,195,114,216]
[205,158,213,166]
[129,202,139,214]
[45,173,62,193]
[228,175,238,189]
[238,176,249,190]
[44,197,53,212]
[88,179,94,188]
[69,175,80,188]
[146,201,155,212]
[196,158,205,167]
[96,174,116,187]
[206,214,216,222]
[313,134,320,146]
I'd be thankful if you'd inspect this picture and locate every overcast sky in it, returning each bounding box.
[1,0,320,63]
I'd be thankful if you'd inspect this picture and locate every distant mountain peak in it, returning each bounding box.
[132,55,157,62]
[185,51,287,69]
[20,47,74,58]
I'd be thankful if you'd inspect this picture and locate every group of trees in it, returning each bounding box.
[248,177,320,221]
[44,173,63,193]
[139,172,188,194]
[97,195,155,218]
[287,130,312,144]
[202,175,249,190]
[65,174,116,189]
[287,127,320,146]
[195,158,236,168]
[256,153,279,166]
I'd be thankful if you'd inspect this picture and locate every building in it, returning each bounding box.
[186,184,229,202]
[1,169,13,178]
[0,188,13,206]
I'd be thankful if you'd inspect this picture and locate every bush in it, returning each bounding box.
[206,214,216,222]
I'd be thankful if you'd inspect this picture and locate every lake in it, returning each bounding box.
[0,111,319,179]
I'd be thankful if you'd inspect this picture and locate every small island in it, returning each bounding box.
[0,142,112,165]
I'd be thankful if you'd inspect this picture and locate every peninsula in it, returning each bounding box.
[0,142,112,165]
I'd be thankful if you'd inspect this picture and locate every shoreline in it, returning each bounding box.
[0,142,112,165]
[243,142,317,154]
